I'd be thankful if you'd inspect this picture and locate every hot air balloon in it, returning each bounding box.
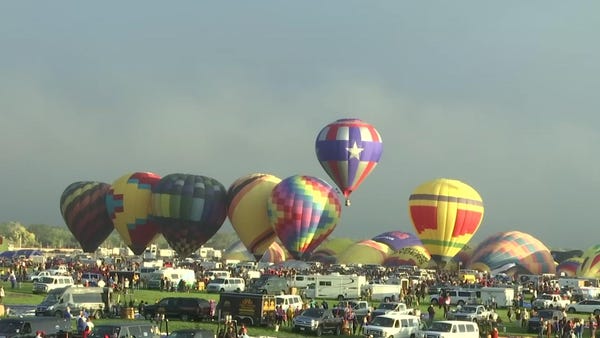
[151,173,228,258]
[105,172,161,255]
[60,181,114,253]
[557,257,583,277]
[409,178,484,268]
[228,173,281,260]
[315,118,383,206]
[310,237,356,264]
[337,239,391,265]
[467,231,556,275]
[267,175,342,260]
[577,244,600,278]
[371,231,431,267]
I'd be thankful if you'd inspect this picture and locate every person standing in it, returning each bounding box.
[0,285,5,304]
[427,304,435,324]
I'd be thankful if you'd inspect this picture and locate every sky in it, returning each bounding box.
[1,2,600,251]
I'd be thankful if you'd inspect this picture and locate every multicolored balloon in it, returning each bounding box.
[310,237,356,264]
[267,175,342,260]
[151,173,228,258]
[105,172,161,255]
[315,118,383,206]
[337,239,391,265]
[261,241,287,264]
[371,231,431,267]
[467,231,556,275]
[577,244,600,278]
[557,257,583,277]
[409,178,484,267]
[228,173,281,260]
[60,181,114,253]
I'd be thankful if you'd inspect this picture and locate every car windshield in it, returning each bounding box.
[461,306,477,313]
[0,321,23,333]
[428,322,452,332]
[378,303,396,310]
[370,316,394,327]
[212,278,225,284]
[301,308,324,318]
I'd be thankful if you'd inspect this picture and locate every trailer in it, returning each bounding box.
[365,283,403,302]
[480,287,515,308]
[304,274,367,300]
[217,292,276,327]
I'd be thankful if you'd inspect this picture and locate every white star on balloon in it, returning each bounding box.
[346,142,364,159]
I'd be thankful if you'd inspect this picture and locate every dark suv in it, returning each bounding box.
[527,309,563,333]
[143,297,211,321]
[293,308,343,336]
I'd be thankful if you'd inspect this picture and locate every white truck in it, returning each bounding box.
[449,305,491,322]
[532,293,571,310]
[372,302,414,318]
[304,274,367,300]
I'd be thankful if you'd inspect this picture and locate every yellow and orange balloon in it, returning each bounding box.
[409,178,484,267]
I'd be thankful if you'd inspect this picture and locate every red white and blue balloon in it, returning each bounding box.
[315,118,383,206]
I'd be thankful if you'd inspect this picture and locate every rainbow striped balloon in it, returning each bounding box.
[267,175,342,260]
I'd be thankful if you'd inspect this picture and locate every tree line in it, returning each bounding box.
[0,221,238,251]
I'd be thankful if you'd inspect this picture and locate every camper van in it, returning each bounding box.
[146,268,196,290]
[35,286,111,318]
[304,274,367,300]
[32,276,75,294]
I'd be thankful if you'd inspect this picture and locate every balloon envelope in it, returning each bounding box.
[577,244,600,278]
[337,240,391,265]
[106,172,161,255]
[409,178,484,267]
[315,118,383,205]
[228,173,281,260]
[467,231,556,275]
[151,173,228,258]
[60,181,114,253]
[310,237,356,264]
[268,175,342,260]
[372,231,431,267]
[557,257,583,277]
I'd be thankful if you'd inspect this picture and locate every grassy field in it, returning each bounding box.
[2,282,595,337]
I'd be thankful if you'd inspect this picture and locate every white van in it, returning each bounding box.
[417,320,479,338]
[275,295,303,312]
[206,277,245,293]
[363,313,421,338]
[32,276,75,294]
[205,270,231,280]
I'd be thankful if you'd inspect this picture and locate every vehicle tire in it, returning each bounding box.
[316,325,323,337]
[594,309,600,315]
[457,300,465,306]
[431,298,438,305]
[337,295,344,301]
[384,297,390,303]
[93,310,102,319]
[568,307,576,313]
[55,311,63,318]
[220,288,225,293]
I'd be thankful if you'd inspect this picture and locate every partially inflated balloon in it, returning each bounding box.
[337,240,390,265]
[268,175,342,260]
[577,244,600,278]
[310,237,356,264]
[60,181,114,253]
[151,174,227,258]
[228,173,281,260]
[315,118,383,206]
[409,178,484,267]
[106,172,161,255]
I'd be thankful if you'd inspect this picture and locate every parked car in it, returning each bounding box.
[292,308,343,336]
[143,297,211,321]
[89,322,160,338]
[527,309,563,333]
[567,299,600,314]
[416,320,479,338]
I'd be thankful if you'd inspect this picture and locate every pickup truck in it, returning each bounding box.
[372,302,413,318]
[332,300,372,323]
[449,305,491,322]
[531,294,571,310]
[293,308,344,336]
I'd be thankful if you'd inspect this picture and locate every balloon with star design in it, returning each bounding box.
[315,118,383,206]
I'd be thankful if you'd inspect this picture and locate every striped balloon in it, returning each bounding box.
[105,172,161,255]
[60,181,114,253]
[337,239,391,265]
[316,118,383,206]
[228,173,281,260]
[409,178,484,267]
[577,244,600,278]
[151,173,227,258]
[468,231,556,275]
[268,175,342,260]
